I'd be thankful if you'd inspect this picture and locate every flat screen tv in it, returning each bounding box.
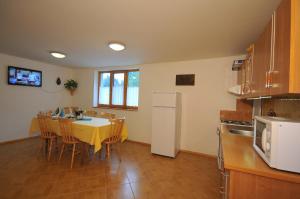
[8,66,42,87]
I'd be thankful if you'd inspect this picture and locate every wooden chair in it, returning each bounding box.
[71,107,79,113]
[58,118,80,169]
[46,110,53,117]
[63,107,73,114]
[84,110,97,117]
[97,112,116,119]
[103,118,125,161]
[37,113,57,161]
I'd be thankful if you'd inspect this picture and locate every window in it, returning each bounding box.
[98,70,139,109]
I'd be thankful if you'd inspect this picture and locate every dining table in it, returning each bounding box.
[29,116,128,153]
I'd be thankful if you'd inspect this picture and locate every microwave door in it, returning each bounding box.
[255,120,267,153]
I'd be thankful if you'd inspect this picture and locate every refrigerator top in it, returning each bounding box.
[152,91,180,107]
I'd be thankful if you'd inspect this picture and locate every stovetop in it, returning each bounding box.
[220,120,253,127]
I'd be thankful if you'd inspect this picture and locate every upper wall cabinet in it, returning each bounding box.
[251,20,272,97]
[271,0,293,95]
[242,0,300,98]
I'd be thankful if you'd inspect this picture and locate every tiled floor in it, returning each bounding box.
[0,138,220,199]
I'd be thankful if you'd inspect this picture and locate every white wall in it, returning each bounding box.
[0,53,74,142]
[73,56,239,155]
[0,53,238,155]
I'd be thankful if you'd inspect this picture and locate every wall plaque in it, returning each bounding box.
[176,74,195,86]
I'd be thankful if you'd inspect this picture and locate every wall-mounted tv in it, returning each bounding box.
[8,66,42,87]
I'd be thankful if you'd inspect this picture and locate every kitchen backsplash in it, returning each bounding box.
[220,99,253,122]
[261,99,300,119]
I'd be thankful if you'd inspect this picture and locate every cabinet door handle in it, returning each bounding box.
[272,12,276,72]
[265,71,269,88]
[265,71,273,88]
[220,171,228,179]
[269,70,280,88]
[216,128,220,135]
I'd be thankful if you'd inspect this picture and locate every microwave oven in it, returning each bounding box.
[253,116,300,173]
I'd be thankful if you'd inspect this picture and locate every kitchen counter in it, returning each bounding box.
[221,125,300,183]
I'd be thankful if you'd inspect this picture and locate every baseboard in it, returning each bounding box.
[126,139,216,159]
[126,139,151,146]
[0,136,39,145]
[179,149,217,159]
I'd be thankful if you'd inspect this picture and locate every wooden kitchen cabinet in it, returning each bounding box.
[270,0,291,95]
[228,170,300,199]
[242,0,300,98]
[270,0,300,95]
[221,125,300,199]
[250,20,272,97]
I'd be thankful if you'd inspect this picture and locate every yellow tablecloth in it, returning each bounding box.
[29,117,128,153]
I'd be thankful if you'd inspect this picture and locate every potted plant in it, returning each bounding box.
[64,79,78,95]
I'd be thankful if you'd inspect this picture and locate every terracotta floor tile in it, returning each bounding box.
[76,187,107,199]
[106,171,130,186]
[107,183,134,199]
[130,181,170,199]
[0,138,219,199]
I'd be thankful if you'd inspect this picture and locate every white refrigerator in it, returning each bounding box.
[151,91,181,158]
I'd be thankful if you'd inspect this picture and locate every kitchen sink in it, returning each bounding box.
[229,129,253,136]
[226,125,254,137]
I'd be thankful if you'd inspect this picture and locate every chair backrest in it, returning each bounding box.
[97,112,116,119]
[46,110,53,117]
[107,118,125,143]
[85,110,97,117]
[63,107,72,114]
[58,118,77,143]
[37,113,53,138]
[71,107,79,112]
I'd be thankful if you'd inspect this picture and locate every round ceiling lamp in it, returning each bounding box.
[50,52,66,59]
[108,42,126,51]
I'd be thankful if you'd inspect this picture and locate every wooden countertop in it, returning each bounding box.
[221,125,300,184]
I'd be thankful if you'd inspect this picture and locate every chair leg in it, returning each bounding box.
[47,138,53,161]
[106,143,111,158]
[59,143,65,161]
[71,143,76,169]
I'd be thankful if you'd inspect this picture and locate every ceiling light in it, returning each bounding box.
[108,43,125,51]
[50,52,66,59]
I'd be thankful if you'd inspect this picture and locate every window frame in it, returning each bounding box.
[98,69,139,110]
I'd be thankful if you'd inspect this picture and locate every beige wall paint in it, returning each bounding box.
[73,56,239,155]
[0,53,238,155]
[0,53,74,142]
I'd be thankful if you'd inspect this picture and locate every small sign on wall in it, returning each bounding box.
[176,74,195,86]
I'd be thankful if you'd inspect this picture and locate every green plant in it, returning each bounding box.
[64,79,78,90]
